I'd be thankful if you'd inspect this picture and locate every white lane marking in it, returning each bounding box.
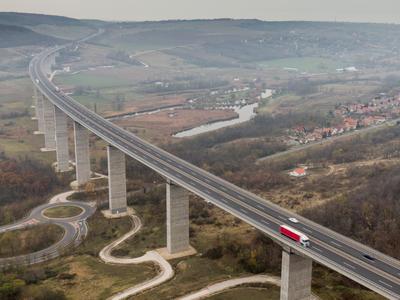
[256,204,265,210]
[302,227,312,233]
[239,208,248,215]
[330,241,343,248]
[343,262,356,270]
[313,247,323,253]
[175,174,182,178]
[219,199,228,204]
[278,216,286,220]
[261,219,270,225]
[238,194,245,200]
[379,280,393,288]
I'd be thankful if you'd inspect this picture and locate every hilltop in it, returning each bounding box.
[0,24,63,48]
[0,12,96,48]
[0,12,82,27]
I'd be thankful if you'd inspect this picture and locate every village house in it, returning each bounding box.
[289,168,307,177]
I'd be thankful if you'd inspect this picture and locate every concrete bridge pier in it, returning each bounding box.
[280,249,313,300]
[34,91,45,134]
[73,122,91,186]
[107,145,127,214]
[41,96,56,151]
[166,181,190,254]
[54,106,69,172]
[32,87,39,120]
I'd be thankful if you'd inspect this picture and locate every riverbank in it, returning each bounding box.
[173,103,259,138]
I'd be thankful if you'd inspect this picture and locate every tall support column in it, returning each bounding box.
[280,250,313,300]
[73,122,91,186]
[107,145,127,214]
[42,96,56,150]
[54,107,69,172]
[32,87,38,120]
[166,181,190,254]
[35,93,45,134]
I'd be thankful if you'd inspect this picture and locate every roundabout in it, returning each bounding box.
[0,191,96,268]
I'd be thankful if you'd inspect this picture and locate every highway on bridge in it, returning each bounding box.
[29,37,400,299]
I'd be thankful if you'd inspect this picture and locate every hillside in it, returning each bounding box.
[0,24,63,48]
[0,12,82,27]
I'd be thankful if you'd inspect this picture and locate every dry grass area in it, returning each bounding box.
[114,108,237,143]
[0,224,64,258]
[122,196,271,300]
[258,158,400,212]
[207,286,280,300]
[103,93,189,118]
[41,255,156,300]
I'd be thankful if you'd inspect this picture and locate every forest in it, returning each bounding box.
[0,154,67,225]
[303,163,400,259]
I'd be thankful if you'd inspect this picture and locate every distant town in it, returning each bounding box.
[287,94,400,145]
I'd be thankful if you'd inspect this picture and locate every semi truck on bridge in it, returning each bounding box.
[280,225,310,247]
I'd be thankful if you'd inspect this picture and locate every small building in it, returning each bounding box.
[289,168,307,177]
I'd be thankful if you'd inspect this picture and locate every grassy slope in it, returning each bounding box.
[0,24,63,48]
[0,12,82,27]
[43,206,83,218]
[0,224,64,258]
[208,286,280,300]
[25,212,156,299]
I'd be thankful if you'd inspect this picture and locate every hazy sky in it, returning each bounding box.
[1,0,399,23]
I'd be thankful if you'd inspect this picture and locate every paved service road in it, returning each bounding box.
[0,191,96,267]
[100,214,174,300]
[30,32,400,299]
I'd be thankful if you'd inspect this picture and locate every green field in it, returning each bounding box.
[259,57,343,73]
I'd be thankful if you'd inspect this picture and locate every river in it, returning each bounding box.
[173,102,259,138]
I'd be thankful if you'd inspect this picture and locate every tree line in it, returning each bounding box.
[0,155,68,225]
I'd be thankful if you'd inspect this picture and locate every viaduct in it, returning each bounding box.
[29,34,400,300]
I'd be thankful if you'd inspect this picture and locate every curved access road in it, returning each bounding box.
[178,275,321,300]
[178,275,280,300]
[99,214,174,300]
[0,191,96,268]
